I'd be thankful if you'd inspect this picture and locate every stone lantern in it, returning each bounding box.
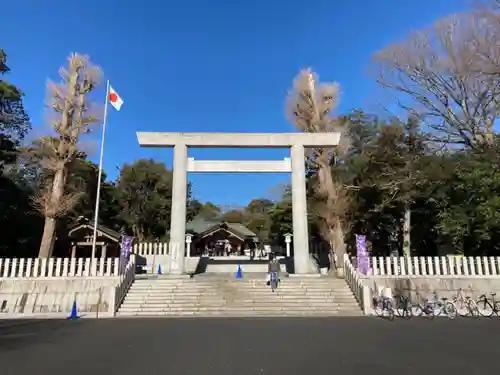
[185,233,193,258]
[284,233,293,258]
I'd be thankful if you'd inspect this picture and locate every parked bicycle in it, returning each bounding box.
[373,294,395,320]
[412,292,456,318]
[394,295,412,319]
[435,295,457,319]
[475,292,500,317]
[452,290,479,318]
[412,293,436,317]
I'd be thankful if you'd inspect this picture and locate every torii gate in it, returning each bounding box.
[136,132,340,274]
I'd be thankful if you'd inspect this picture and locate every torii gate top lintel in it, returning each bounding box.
[136,132,340,148]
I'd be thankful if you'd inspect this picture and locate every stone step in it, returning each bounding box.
[124,295,223,300]
[119,304,360,312]
[128,290,352,296]
[122,301,358,308]
[118,305,359,312]
[124,296,355,303]
[124,297,357,303]
[116,310,363,317]
[134,279,347,283]
[132,280,348,285]
[130,284,348,289]
[125,294,355,300]
[121,298,359,306]
[130,284,352,289]
[132,285,351,290]
[125,291,355,296]
[118,277,362,317]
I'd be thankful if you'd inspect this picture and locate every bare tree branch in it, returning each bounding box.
[372,12,500,149]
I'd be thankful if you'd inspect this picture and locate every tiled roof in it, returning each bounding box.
[186,218,256,237]
[68,217,122,241]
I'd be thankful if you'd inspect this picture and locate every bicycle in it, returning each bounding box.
[394,295,412,319]
[475,292,500,317]
[373,294,395,320]
[412,293,445,318]
[454,293,479,318]
[435,295,457,319]
[451,289,476,317]
[424,292,457,319]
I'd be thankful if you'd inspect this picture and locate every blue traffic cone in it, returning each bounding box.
[68,299,79,320]
[157,264,162,275]
[236,264,243,279]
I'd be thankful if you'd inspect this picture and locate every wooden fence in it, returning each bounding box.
[369,255,500,277]
[0,257,121,278]
[131,241,327,256]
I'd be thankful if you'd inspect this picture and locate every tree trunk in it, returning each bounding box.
[327,220,346,277]
[38,168,66,258]
[334,222,346,277]
[38,217,57,258]
[402,204,411,257]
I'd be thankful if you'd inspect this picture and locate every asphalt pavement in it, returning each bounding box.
[0,317,497,375]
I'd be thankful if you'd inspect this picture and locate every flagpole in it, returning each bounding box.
[91,79,110,259]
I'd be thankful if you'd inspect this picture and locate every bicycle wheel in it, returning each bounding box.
[424,304,435,318]
[455,300,469,317]
[494,301,500,316]
[467,299,480,318]
[411,303,423,317]
[387,305,395,321]
[433,302,442,316]
[476,298,494,317]
[444,301,457,319]
[395,301,405,318]
[373,298,384,317]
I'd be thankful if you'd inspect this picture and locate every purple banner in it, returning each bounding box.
[119,236,134,273]
[355,234,370,275]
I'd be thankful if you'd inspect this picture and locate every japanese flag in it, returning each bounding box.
[108,86,124,111]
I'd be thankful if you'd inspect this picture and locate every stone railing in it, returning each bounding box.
[133,242,170,256]
[0,257,120,278]
[370,255,500,277]
[343,254,372,315]
[113,254,136,314]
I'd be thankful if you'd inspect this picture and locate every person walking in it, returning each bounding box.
[267,253,280,292]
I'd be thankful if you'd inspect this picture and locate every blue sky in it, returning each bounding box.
[3,0,469,206]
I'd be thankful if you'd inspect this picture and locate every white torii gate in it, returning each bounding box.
[136,132,340,274]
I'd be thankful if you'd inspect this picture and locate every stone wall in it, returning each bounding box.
[363,276,500,300]
[0,277,121,317]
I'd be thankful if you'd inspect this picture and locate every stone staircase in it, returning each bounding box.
[116,274,363,317]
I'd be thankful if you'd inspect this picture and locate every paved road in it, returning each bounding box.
[0,317,498,374]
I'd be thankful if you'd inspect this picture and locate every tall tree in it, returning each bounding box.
[372,12,500,149]
[0,47,30,170]
[115,159,195,241]
[65,157,121,228]
[26,54,101,257]
[286,69,351,274]
[195,202,221,220]
[0,48,42,257]
[348,116,430,255]
[116,159,173,241]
